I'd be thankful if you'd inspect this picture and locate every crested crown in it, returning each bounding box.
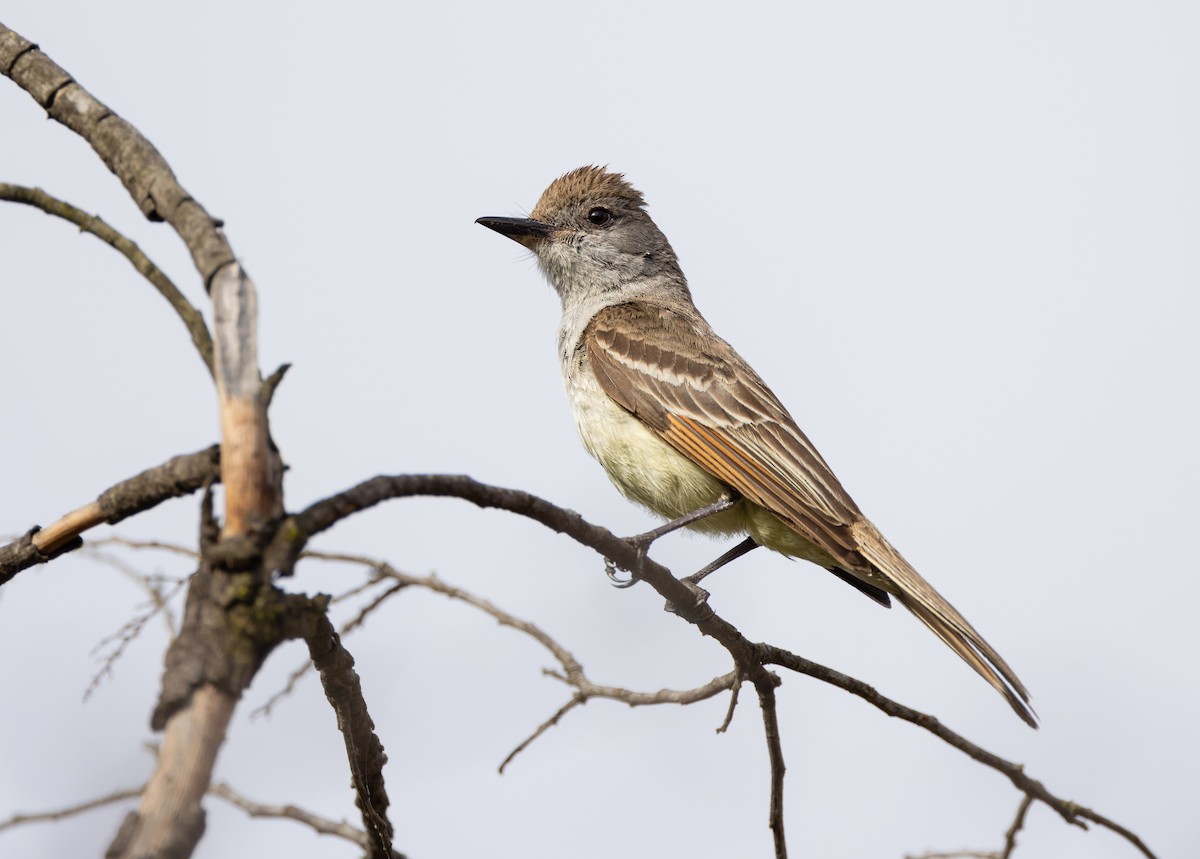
[531,166,646,220]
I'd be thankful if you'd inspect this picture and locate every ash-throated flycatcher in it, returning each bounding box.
[477,166,1035,727]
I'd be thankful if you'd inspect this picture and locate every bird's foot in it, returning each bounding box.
[606,527,662,589]
[664,579,711,616]
[608,494,742,590]
[605,557,640,589]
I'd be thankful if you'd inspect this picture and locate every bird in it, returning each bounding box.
[476,165,1035,727]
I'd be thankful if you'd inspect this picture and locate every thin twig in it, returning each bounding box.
[261,363,291,407]
[499,694,587,774]
[716,669,743,734]
[1072,806,1157,859]
[339,581,408,635]
[1001,795,1034,859]
[757,643,1155,858]
[308,550,586,678]
[0,787,142,832]
[0,183,214,375]
[303,550,738,770]
[83,546,187,639]
[100,543,615,737]
[89,536,200,559]
[330,574,389,605]
[540,667,738,708]
[208,782,373,849]
[753,674,787,859]
[252,660,315,720]
[84,565,187,701]
[0,781,396,856]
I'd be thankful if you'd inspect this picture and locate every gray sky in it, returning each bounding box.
[1,3,1196,857]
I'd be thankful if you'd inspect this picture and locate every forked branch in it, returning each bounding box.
[280,473,1157,859]
[254,549,739,769]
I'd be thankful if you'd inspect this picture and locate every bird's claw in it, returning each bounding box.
[605,558,640,589]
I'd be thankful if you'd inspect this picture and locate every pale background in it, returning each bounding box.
[1,3,1196,858]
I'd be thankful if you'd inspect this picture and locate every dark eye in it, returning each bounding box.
[587,207,613,226]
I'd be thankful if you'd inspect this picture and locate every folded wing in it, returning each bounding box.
[585,300,1035,727]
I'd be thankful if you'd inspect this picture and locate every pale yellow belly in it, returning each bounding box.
[566,367,838,568]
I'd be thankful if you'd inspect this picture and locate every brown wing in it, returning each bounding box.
[585,301,1036,727]
[585,301,871,575]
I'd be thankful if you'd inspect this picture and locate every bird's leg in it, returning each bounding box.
[629,491,741,547]
[685,537,760,586]
[607,491,741,588]
[662,537,762,614]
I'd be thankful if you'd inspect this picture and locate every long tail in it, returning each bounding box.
[851,519,1037,728]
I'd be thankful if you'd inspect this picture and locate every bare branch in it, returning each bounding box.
[0,26,234,285]
[85,564,187,700]
[0,780,403,858]
[210,260,279,537]
[90,536,200,559]
[24,504,103,556]
[286,478,1156,859]
[1071,806,1157,859]
[0,182,214,375]
[261,362,291,408]
[0,787,141,832]
[753,674,787,859]
[499,695,587,774]
[299,608,394,859]
[252,659,314,720]
[501,670,740,774]
[543,668,739,708]
[0,446,220,585]
[304,550,590,675]
[277,476,741,651]
[303,550,738,769]
[74,484,1158,859]
[1001,795,1034,859]
[330,573,394,606]
[92,545,397,856]
[337,580,409,634]
[82,546,188,640]
[252,578,405,719]
[758,644,1157,858]
[207,782,391,853]
[906,820,1036,859]
[716,670,744,734]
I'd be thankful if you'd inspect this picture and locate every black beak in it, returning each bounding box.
[475,216,556,248]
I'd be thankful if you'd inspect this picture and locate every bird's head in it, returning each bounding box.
[477,166,686,308]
